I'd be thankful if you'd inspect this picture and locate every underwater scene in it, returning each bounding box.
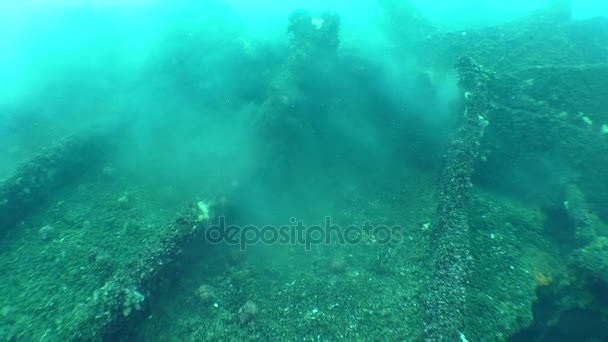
[1,0,608,340]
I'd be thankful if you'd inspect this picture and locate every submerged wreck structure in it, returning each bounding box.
[0,0,607,340]
[0,125,224,340]
[391,0,608,340]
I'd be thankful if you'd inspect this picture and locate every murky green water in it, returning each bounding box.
[1,1,607,341]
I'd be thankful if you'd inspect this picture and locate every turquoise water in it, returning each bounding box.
[1,1,608,341]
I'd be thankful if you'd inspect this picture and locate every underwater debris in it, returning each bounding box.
[61,201,220,340]
[409,0,606,74]
[424,56,489,341]
[238,300,258,324]
[564,184,598,245]
[197,200,211,222]
[0,125,124,237]
[122,287,145,317]
[572,237,608,284]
